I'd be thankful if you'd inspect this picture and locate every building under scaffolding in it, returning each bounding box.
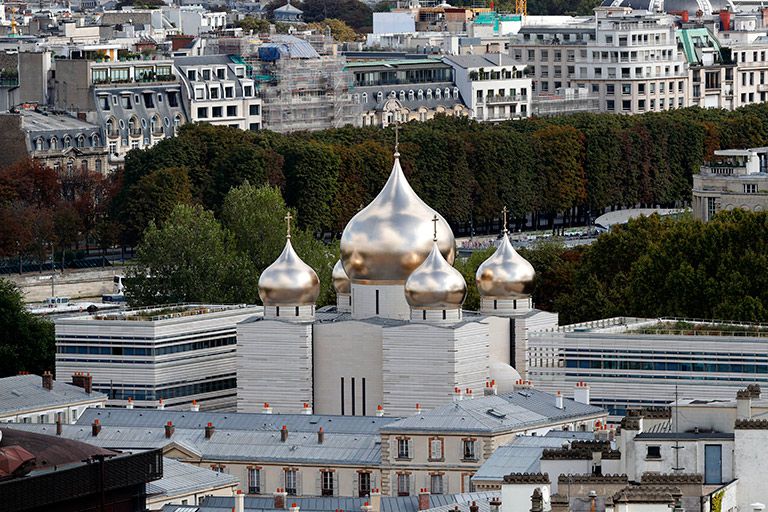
[223,35,358,133]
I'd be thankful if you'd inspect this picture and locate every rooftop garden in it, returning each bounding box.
[629,320,768,337]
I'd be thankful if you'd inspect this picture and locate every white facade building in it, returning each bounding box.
[176,54,262,131]
[237,152,556,418]
[55,304,262,411]
[164,6,227,35]
[443,54,531,122]
[0,373,106,424]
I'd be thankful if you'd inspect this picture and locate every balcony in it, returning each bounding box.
[486,94,527,104]
[129,128,142,137]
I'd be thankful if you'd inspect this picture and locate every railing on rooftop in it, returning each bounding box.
[92,302,251,321]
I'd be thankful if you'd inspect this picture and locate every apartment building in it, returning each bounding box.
[443,54,531,121]
[527,316,768,416]
[731,43,768,107]
[53,57,188,168]
[507,8,689,114]
[692,147,768,221]
[55,304,262,411]
[0,373,106,424]
[347,58,469,127]
[175,54,262,131]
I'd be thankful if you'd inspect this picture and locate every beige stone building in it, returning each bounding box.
[692,147,768,221]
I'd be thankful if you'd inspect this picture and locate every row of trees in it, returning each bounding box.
[116,104,768,247]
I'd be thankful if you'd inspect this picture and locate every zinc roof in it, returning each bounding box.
[148,457,238,498]
[472,435,576,481]
[382,389,604,434]
[0,375,106,416]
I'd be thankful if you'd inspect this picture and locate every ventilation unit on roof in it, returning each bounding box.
[518,391,532,398]
[486,408,507,419]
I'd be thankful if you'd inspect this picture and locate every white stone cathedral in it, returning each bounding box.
[237,151,558,416]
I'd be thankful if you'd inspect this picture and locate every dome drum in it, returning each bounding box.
[480,296,533,316]
[264,304,316,321]
[410,308,463,323]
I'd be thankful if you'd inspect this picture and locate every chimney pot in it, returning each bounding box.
[556,390,564,409]
[235,489,245,512]
[157,399,165,410]
[56,418,62,436]
[205,422,215,439]
[281,425,289,442]
[303,402,312,415]
[263,402,273,414]
[574,381,590,405]
[91,419,101,437]
[318,427,325,444]
[376,405,384,417]
[469,501,479,512]
[191,400,199,412]
[415,403,421,415]
[127,397,134,409]
[42,371,53,391]
[165,421,175,438]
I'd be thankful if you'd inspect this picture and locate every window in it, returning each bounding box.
[606,84,614,95]
[168,91,179,107]
[121,95,132,109]
[216,68,226,79]
[227,105,237,117]
[248,468,260,494]
[397,473,410,496]
[187,69,197,80]
[35,138,43,151]
[430,474,443,495]
[429,438,444,461]
[212,106,223,118]
[81,160,88,172]
[211,464,226,473]
[646,446,661,459]
[244,85,253,97]
[210,87,220,99]
[198,107,209,119]
[707,197,717,220]
[285,469,298,495]
[224,86,234,98]
[202,69,211,80]
[321,470,334,496]
[397,438,411,459]
[358,472,371,498]
[462,439,477,461]
[249,123,261,131]
[744,184,758,194]
[95,160,102,173]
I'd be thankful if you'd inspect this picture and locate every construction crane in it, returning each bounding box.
[515,0,527,16]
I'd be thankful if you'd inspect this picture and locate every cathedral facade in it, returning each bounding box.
[237,151,557,416]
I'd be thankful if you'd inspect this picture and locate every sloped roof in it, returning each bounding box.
[147,457,237,499]
[473,435,579,482]
[0,374,106,416]
[0,428,117,472]
[382,390,604,434]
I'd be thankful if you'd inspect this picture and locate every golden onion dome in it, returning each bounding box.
[332,259,350,294]
[405,241,467,309]
[258,238,320,306]
[475,232,535,299]
[340,155,456,284]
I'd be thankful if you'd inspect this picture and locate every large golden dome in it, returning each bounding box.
[475,233,535,299]
[340,155,456,284]
[258,238,320,306]
[405,241,466,309]
[332,259,350,294]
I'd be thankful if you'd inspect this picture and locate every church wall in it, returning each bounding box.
[237,319,313,414]
[351,283,411,320]
[381,321,489,416]
[486,316,512,367]
[313,320,384,416]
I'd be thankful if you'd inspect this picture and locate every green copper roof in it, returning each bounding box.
[676,28,722,65]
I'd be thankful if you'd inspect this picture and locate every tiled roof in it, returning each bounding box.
[381,390,605,434]
[147,457,238,499]
[0,375,106,416]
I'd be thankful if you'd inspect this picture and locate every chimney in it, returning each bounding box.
[556,391,564,409]
[56,418,62,436]
[263,402,273,414]
[235,490,245,512]
[453,387,463,401]
[370,488,382,512]
[469,501,479,512]
[281,425,289,442]
[290,503,300,512]
[303,402,313,415]
[465,388,474,399]
[574,381,590,405]
[91,419,101,437]
[362,501,374,512]
[737,388,752,419]
[71,372,93,394]
[126,397,134,409]
[165,421,175,438]
[530,489,543,512]
[205,422,215,439]
[318,427,325,444]
[42,371,53,391]
[418,488,431,511]
[274,488,288,509]
[415,403,422,415]
[157,399,165,410]
[376,405,385,417]
[489,498,501,512]
[191,400,199,412]
[484,379,498,396]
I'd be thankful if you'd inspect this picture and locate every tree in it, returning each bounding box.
[0,279,55,377]
[125,204,260,306]
[237,16,271,33]
[123,167,193,245]
[221,183,337,306]
[307,18,359,41]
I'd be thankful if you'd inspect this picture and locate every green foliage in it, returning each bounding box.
[125,204,260,306]
[238,16,271,33]
[264,0,373,31]
[307,18,359,41]
[0,279,55,377]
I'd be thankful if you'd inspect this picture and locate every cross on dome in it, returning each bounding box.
[432,214,439,242]
[284,212,293,239]
[502,206,508,234]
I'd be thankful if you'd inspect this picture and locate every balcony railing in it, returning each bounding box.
[129,128,142,136]
[486,94,527,104]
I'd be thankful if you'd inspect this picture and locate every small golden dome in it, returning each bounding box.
[340,155,455,284]
[258,238,320,306]
[405,241,467,309]
[332,259,350,294]
[476,233,535,299]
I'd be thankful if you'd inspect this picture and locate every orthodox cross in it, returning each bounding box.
[432,214,439,242]
[285,212,293,239]
[502,206,508,234]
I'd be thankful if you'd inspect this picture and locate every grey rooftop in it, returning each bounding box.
[473,434,588,481]
[148,457,238,500]
[0,374,106,416]
[442,54,520,69]
[381,389,604,434]
[18,110,101,132]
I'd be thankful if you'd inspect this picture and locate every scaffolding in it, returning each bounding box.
[257,54,358,133]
